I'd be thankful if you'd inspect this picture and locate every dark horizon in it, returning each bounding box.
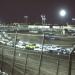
[0,0,75,24]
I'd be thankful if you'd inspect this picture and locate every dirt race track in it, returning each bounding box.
[0,45,75,75]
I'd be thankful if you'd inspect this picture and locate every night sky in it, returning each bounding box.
[0,0,75,24]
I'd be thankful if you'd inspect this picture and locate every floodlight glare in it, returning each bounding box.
[59,10,66,17]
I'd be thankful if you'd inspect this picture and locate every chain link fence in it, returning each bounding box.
[0,29,75,75]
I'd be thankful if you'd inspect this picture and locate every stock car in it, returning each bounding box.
[0,40,6,44]
[46,45,62,53]
[44,33,62,40]
[16,40,26,48]
[7,41,14,46]
[25,43,36,50]
[25,43,43,50]
[34,44,48,52]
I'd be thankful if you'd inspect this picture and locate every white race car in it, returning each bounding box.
[47,45,62,53]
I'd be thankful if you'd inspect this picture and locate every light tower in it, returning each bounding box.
[41,14,46,25]
[24,16,28,25]
[59,9,67,35]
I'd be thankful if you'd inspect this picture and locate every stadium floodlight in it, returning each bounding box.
[59,9,67,35]
[59,9,66,17]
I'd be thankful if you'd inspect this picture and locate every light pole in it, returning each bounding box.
[41,14,46,25]
[24,16,28,25]
[59,9,67,35]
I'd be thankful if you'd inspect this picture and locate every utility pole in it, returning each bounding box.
[24,16,28,25]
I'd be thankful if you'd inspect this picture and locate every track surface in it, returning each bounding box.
[0,45,75,75]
